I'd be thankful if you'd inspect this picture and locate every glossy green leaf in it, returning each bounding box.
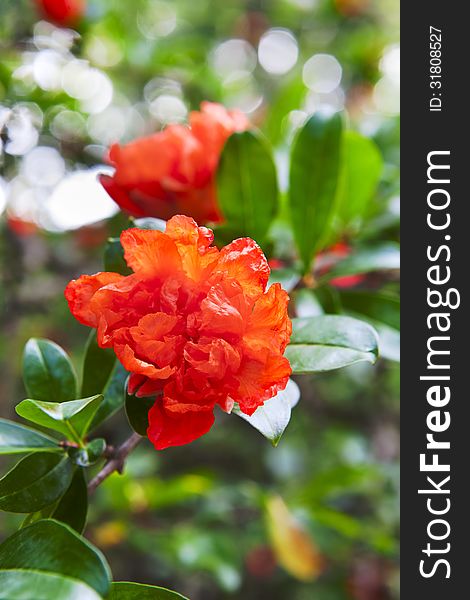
[268,268,301,293]
[0,570,102,600]
[22,338,78,403]
[339,290,400,330]
[294,289,324,318]
[126,393,155,436]
[263,78,306,145]
[16,395,103,440]
[110,582,189,599]
[335,131,383,232]
[0,418,62,455]
[319,242,400,283]
[82,331,117,398]
[23,468,88,533]
[285,315,379,373]
[90,363,128,430]
[0,519,111,597]
[69,438,106,467]
[217,130,278,245]
[104,237,132,275]
[133,217,166,231]
[374,323,400,362]
[52,468,88,531]
[233,379,300,446]
[0,453,73,512]
[289,112,343,272]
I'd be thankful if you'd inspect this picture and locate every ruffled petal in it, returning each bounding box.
[164,215,219,281]
[216,238,270,297]
[245,283,292,354]
[64,272,124,327]
[147,397,215,450]
[234,352,292,415]
[114,342,176,380]
[121,228,182,277]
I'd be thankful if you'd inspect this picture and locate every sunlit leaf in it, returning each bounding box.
[0,453,73,513]
[0,418,62,455]
[69,438,106,467]
[285,315,379,373]
[233,379,300,446]
[0,519,111,597]
[0,571,102,600]
[109,581,189,599]
[335,131,383,233]
[265,495,323,581]
[217,130,278,246]
[82,331,117,398]
[133,217,166,231]
[319,242,400,283]
[268,268,301,293]
[16,395,103,440]
[23,468,88,533]
[289,112,343,272]
[90,363,128,430]
[22,338,78,403]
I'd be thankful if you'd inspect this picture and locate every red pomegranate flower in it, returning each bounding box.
[65,215,292,449]
[99,102,250,224]
[35,0,85,26]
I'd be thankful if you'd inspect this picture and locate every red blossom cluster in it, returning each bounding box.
[100,103,250,225]
[65,216,292,449]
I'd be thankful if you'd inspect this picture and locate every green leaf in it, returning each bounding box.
[133,217,166,231]
[0,571,102,600]
[268,268,301,293]
[339,290,400,330]
[22,338,78,403]
[289,112,343,272]
[16,395,103,441]
[82,331,117,398]
[0,453,73,513]
[0,418,62,455]
[263,77,306,146]
[90,363,128,430]
[52,468,88,531]
[0,519,111,597]
[319,242,400,283]
[68,438,106,467]
[217,130,278,246]
[285,315,379,373]
[23,468,88,533]
[233,379,300,446]
[373,323,400,362]
[126,393,155,436]
[335,131,383,232]
[109,582,189,599]
[104,237,132,275]
[294,289,324,318]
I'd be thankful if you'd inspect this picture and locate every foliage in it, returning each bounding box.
[0,0,399,598]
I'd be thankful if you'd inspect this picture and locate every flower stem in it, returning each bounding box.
[87,432,142,494]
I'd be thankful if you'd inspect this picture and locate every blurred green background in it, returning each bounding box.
[0,0,399,598]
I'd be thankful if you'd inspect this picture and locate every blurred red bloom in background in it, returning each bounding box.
[317,242,366,288]
[65,215,291,449]
[34,0,85,26]
[100,103,249,224]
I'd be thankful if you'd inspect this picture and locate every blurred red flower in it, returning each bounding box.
[100,102,250,224]
[65,215,291,449]
[34,0,85,26]
[317,242,366,288]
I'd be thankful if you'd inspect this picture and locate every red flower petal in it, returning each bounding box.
[65,215,292,449]
[147,398,215,450]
